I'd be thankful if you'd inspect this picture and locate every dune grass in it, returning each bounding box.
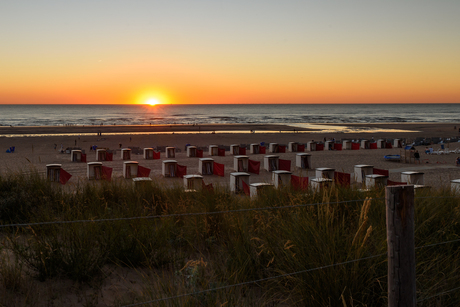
[0,171,459,306]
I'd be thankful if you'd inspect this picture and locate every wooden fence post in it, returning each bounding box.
[386,185,416,307]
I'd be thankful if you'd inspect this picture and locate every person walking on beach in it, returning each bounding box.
[414,150,420,164]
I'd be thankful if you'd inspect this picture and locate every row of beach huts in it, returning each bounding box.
[44,139,456,197]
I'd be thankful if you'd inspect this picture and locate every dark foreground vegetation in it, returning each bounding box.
[0,171,459,306]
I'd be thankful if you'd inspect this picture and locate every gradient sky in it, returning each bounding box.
[1,1,459,105]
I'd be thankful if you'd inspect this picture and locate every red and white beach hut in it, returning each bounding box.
[87,162,103,180]
[264,155,279,172]
[361,140,370,149]
[183,174,204,191]
[288,142,299,152]
[342,140,352,150]
[377,139,386,149]
[166,147,175,158]
[123,161,139,179]
[354,165,374,183]
[269,143,279,153]
[234,155,249,172]
[46,164,61,182]
[230,172,250,194]
[250,183,274,198]
[209,145,218,156]
[71,150,82,162]
[230,144,240,155]
[199,158,214,175]
[365,174,388,188]
[310,178,332,190]
[121,148,131,160]
[394,139,403,148]
[162,160,178,177]
[96,148,107,161]
[272,170,292,188]
[401,171,424,185]
[307,141,316,151]
[315,167,335,179]
[144,148,154,160]
[296,153,311,169]
[324,141,334,151]
[187,146,197,157]
[250,143,260,154]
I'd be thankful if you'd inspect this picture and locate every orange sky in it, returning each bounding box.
[1,1,459,105]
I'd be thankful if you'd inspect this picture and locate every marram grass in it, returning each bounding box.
[0,172,459,306]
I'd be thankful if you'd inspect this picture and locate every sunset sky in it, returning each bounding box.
[1,1,459,105]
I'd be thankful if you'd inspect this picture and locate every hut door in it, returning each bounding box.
[238,159,244,172]
[233,147,238,155]
[123,151,130,160]
[254,146,259,154]
[168,148,175,158]
[191,149,196,157]
[126,166,131,179]
[187,179,193,189]
[99,152,106,161]
[235,177,240,192]
[302,157,309,169]
[168,164,175,177]
[204,162,212,175]
[270,159,277,171]
[94,166,102,180]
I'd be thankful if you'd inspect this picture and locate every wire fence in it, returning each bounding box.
[1,195,459,305]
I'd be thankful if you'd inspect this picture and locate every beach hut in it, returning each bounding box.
[199,158,214,175]
[143,148,154,160]
[377,139,386,149]
[288,142,299,152]
[269,143,279,153]
[132,177,152,188]
[230,172,250,194]
[87,162,103,180]
[123,161,139,179]
[401,171,424,185]
[272,170,292,188]
[361,140,370,149]
[183,174,204,191]
[230,144,240,155]
[121,148,131,160]
[187,146,197,157]
[451,179,460,193]
[250,143,260,154]
[70,150,81,162]
[209,145,218,156]
[296,153,312,169]
[234,155,249,172]
[324,141,334,151]
[307,141,316,151]
[96,148,107,161]
[394,139,403,148]
[166,147,175,158]
[365,174,388,188]
[354,165,374,183]
[264,155,279,172]
[342,140,352,150]
[250,183,274,198]
[162,160,178,177]
[46,164,61,182]
[310,178,332,190]
[315,167,335,179]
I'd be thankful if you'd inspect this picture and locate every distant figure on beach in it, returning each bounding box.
[119,143,122,148]
[54,144,57,150]
[74,139,77,146]
[456,157,460,166]
[130,137,132,142]
[60,144,63,153]
[414,150,420,164]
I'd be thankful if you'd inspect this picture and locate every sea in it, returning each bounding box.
[0,103,458,127]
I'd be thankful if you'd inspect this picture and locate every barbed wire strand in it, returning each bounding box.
[416,238,460,250]
[417,286,460,303]
[122,253,387,307]
[0,198,379,229]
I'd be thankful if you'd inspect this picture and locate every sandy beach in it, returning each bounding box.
[1,123,460,189]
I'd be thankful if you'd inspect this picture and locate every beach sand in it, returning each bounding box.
[1,123,460,189]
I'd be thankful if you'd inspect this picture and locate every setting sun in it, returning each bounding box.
[146,98,161,106]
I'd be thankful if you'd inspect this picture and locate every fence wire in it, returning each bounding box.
[0,198,378,229]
